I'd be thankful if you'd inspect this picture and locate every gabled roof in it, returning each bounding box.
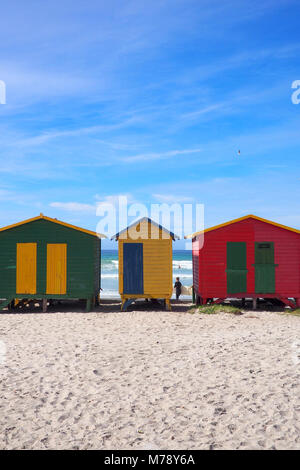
[0,214,106,238]
[111,217,179,240]
[185,214,300,239]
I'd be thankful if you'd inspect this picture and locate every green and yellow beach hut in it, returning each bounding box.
[0,214,105,312]
[112,217,179,311]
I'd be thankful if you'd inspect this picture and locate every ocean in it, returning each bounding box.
[101,250,193,299]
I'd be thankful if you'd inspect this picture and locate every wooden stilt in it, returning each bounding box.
[86,298,92,312]
[0,298,14,312]
[165,299,171,311]
[42,298,47,313]
[121,299,135,311]
[253,298,257,310]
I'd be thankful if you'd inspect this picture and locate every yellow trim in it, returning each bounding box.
[113,217,178,240]
[16,243,37,294]
[184,214,300,239]
[0,215,106,238]
[46,244,67,295]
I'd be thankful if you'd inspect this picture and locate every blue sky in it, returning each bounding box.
[0,0,299,248]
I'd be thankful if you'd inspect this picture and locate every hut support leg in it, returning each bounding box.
[165,299,171,311]
[242,298,246,307]
[0,298,14,312]
[122,299,134,311]
[296,298,300,308]
[192,288,195,304]
[86,298,92,312]
[253,298,257,310]
[42,298,47,313]
[158,299,166,309]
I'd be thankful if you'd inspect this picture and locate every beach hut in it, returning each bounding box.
[0,214,105,312]
[185,215,300,309]
[112,217,179,311]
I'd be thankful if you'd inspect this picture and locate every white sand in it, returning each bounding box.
[0,304,299,450]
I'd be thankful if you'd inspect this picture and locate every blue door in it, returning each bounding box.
[123,243,144,294]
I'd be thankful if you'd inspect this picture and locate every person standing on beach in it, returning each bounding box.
[174,277,182,300]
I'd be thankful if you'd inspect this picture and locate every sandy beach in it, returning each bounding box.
[0,301,299,450]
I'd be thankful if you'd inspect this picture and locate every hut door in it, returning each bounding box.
[226,242,247,294]
[254,242,276,293]
[46,244,67,294]
[123,243,144,294]
[16,243,37,294]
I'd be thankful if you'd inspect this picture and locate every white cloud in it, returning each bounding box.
[152,193,194,203]
[122,148,202,163]
[49,202,96,213]
[0,187,41,206]
[94,193,135,205]
[49,194,137,214]
[14,118,138,148]
[181,104,224,119]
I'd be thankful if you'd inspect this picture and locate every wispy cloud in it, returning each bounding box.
[174,42,300,89]
[152,193,194,203]
[181,104,224,119]
[13,118,139,148]
[49,194,136,214]
[1,0,300,247]
[121,148,202,163]
[49,202,96,213]
[94,193,136,205]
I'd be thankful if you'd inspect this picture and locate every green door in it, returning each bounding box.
[226,242,247,294]
[254,242,277,293]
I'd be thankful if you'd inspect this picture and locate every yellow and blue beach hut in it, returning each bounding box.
[112,217,179,311]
